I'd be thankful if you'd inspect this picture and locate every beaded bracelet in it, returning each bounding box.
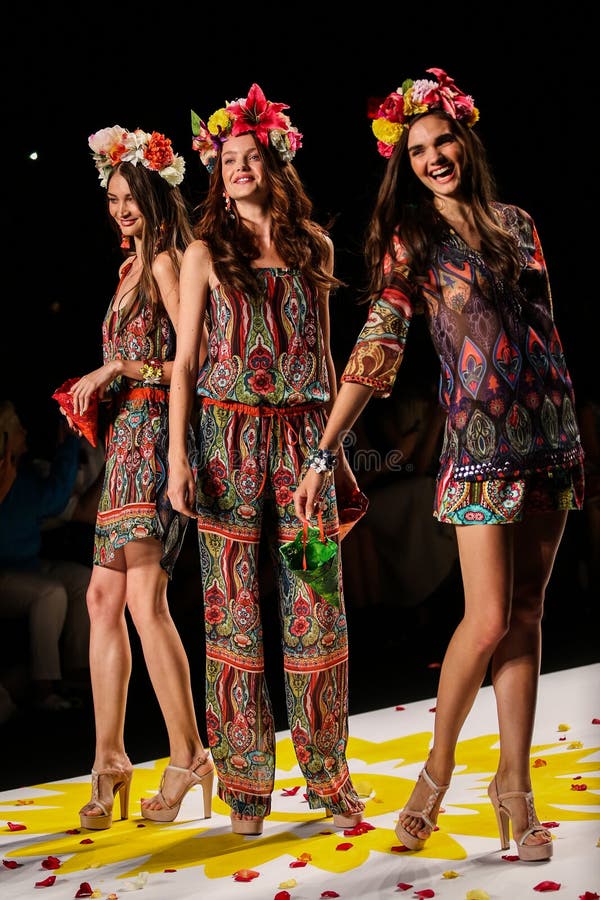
[139,358,163,384]
[307,447,338,474]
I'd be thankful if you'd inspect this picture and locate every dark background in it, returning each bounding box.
[1,6,597,789]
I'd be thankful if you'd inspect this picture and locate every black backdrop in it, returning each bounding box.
[3,4,595,440]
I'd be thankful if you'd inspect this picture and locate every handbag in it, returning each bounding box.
[52,377,99,447]
[337,484,369,540]
[279,511,340,607]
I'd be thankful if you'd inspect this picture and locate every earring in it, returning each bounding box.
[120,234,131,249]
[223,192,235,221]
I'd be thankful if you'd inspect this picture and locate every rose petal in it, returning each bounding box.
[136,823,145,828]
[335,842,353,851]
[534,881,561,892]
[428,707,436,712]
[321,893,340,899]
[278,880,297,889]
[541,821,559,828]
[15,800,34,805]
[414,891,435,899]
[163,868,176,872]
[396,885,413,892]
[579,893,599,900]
[79,838,94,844]
[289,860,307,868]
[3,859,24,868]
[592,718,600,724]
[573,775,582,780]
[7,822,26,831]
[395,705,405,711]
[466,892,491,900]
[298,852,312,861]
[391,844,413,852]
[233,869,259,882]
[557,723,570,731]
[35,875,56,887]
[501,853,520,861]
[533,758,547,767]
[75,884,94,898]
[275,893,291,900]
[41,856,61,870]
[442,869,459,878]
[559,736,566,741]
[568,741,583,748]
[571,783,587,791]
[281,786,301,796]
[65,829,81,835]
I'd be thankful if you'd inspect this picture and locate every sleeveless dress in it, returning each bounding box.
[93,260,189,575]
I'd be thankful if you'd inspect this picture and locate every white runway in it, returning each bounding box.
[1,664,598,900]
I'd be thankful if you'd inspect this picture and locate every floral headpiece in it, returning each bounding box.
[369,68,479,159]
[191,83,303,174]
[88,125,186,188]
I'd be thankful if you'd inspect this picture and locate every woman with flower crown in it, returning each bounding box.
[294,69,585,861]
[65,126,213,830]
[167,83,365,834]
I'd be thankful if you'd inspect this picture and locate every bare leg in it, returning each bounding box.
[399,523,513,843]
[124,540,209,810]
[491,511,567,845]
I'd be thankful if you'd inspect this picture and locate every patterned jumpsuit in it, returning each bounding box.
[194,266,364,819]
[94,259,189,574]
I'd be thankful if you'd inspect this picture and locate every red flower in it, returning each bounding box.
[144,132,174,171]
[228,83,290,146]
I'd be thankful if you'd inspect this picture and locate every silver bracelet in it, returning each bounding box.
[307,448,338,474]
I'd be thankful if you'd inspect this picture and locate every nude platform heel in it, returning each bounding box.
[395,766,449,850]
[230,813,264,835]
[487,777,553,861]
[141,755,214,823]
[79,767,133,830]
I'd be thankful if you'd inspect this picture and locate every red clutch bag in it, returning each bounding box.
[337,486,369,540]
[52,377,99,447]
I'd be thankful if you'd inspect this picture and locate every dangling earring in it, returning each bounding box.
[223,192,235,221]
[120,234,131,249]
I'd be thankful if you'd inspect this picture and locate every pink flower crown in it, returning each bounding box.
[88,125,186,188]
[191,82,303,174]
[368,68,480,159]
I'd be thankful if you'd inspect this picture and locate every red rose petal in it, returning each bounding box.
[35,875,56,887]
[289,860,307,868]
[321,893,341,899]
[335,841,353,851]
[163,868,176,872]
[79,838,94,844]
[275,893,291,900]
[233,869,259,882]
[573,775,582,780]
[541,821,559,828]
[281,786,301,796]
[395,705,405,711]
[65,829,80,835]
[41,856,61,870]
[396,885,413,892]
[559,736,566,741]
[592,718,600,724]
[428,707,436,712]
[343,821,375,836]
[414,891,435,899]
[391,844,413,852]
[3,859,24,868]
[75,884,94,898]
[137,823,146,828]
[501,853,520,861]
[534,881,561,892]
[579,893,599,900]
[7,822,26,831]
[571,783,587,791]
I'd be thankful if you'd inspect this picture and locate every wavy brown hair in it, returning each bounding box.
[193,138,342,298]
[364,111,522,300]
[105,162,194,331]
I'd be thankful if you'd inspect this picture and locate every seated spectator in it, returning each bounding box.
[0,399,91,712]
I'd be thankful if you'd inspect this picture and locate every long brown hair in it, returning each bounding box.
[193,138,342,298]
[106,162,194,330]
[364,111,522,300]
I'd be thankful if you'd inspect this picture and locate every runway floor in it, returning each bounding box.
[1,663,598,900]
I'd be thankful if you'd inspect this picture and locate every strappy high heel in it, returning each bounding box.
[395,766,449,850]
[488,777,553,861]
[79,766,133,830]
[230,813,264,835]
[141,754,214,823]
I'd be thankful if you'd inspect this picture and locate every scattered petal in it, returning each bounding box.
[15,799,34,805]
[592,718,600,725]
[466,892,491,900]
[278,879,297,889]
[568,741,583,748]
[533,758,547,767]
[90,892,102,899]
[344,821,375,836]
[35,875,57,887]
[579,893,599,899]
[65,829,81,835]
[442,870,459,878]
[354,779,373,797]
[119,872,149,892]
[3,859,24,868]
[163,869,176,873]
[396,885,413,892]
[557,723,570,732]
[395,706,405,711]
[80,838,94,844]
[571,783,588,791]
[275,893,291,900]
[321,893,340,899]
[41,856,61,870]
[289,860,307,868]
[414,891,435,899]
[428,707,436,712]
[75,884,94,898]
[559,736,566,741]
[573,775,582,780]
[336,842,353,851]
[501,853,520,861]
[136,823,146,828]
[281,786,301,796]
[107,895,118,900]
[541,821,560,828]
[7,822,26,831]
[391,844,413,853]
[534,881,561,892]
[233,869,259,882]
[298,852,312,861]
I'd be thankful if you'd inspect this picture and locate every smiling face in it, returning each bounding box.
[220,133,269,204]
[407,113,466,202]
[106,169,145,242]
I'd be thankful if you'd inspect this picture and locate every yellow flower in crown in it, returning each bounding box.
[368,67,479,159]
[191,83,303,174]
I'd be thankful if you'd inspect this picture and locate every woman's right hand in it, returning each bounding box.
[293,467,327,524]
[69,361,121,413]
[167,460,198,519]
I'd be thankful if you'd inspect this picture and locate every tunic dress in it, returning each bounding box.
[341,204,584,522]
[93,260,189,575]
[192,267,364,820]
